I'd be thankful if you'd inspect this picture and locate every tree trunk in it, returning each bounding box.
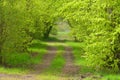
[0,21,4,64]
[43,26,53,38]
[0,1,5,64]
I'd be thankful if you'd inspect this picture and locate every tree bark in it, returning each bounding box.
[43,26,53,38]
[0,1,6,64]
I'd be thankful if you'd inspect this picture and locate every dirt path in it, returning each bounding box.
[61,46,102,80]
[0,43,102,80]
[0,74,36,80]
[32,45,57,74]
[62,46,80,75]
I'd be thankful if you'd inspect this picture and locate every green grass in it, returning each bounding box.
[44,43,65,74]
[0,40,47,74]
[4,53,31,67]
[0,66,28,75]
[48,55,65,73]
[6,40,48,66]
[28,40,47,64]
[36,74,73,80]
[102,74,120,80]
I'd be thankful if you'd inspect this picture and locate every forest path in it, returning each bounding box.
[62,46,80,75]
[31,43,57,74]
[0,42,101,80]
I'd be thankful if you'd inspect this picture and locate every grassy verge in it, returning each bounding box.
[0,66,28,75]
[36,74,73,80]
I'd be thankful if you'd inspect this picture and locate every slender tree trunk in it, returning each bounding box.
[0,1,4,64]
[43,26,53,38]
[0,21,6,65]
[0,18,6,64]
[67,20,73,28]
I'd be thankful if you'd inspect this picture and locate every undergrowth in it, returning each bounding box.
[0,40,47,74]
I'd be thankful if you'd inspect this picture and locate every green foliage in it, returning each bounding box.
[51,26,58,35]
[59,0,120,72]
[0,0,58,65]
[0,0,31,65]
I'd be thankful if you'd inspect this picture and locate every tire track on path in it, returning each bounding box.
[62,46,80,76]
[32,44,57,74]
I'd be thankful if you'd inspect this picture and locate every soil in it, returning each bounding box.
[61,46,102,80]
[0,74,36,80]
[31,45,57,74]
[62,46,80,75]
